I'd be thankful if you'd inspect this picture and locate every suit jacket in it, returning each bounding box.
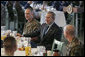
[40,22,62,50]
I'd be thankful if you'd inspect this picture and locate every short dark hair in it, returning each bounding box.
[3,36,17,56]
[47,11,55,19]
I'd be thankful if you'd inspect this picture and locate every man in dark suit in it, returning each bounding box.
[39,11,62,50]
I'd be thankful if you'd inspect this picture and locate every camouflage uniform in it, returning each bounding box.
[23,19,41,35]
[66,37,84,56]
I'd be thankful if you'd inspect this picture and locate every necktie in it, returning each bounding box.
[42,25,49,40]
[44,25,49,35]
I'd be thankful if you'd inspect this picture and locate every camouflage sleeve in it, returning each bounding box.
[70,45,83,56]
[32,22,41,32]
[23,22,41,37]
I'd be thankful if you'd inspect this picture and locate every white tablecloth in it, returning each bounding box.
[14,50,25,56]
[1,48,38,56]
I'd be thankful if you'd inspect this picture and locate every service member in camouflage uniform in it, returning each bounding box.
[17,6,41,48]
[17,6,41,37]
[63,25,84,56]
[22,6,41,37]
[23,6,41,48]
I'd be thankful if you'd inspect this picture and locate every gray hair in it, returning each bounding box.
[64,25,75,36]
[26,6,34,13]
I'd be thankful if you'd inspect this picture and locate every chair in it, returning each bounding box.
[51,39,64,56]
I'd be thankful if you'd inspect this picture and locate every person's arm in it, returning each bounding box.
[23,21,41,37]
[23,28,40,38]
[70,45,84,56]
[23,27,41,43]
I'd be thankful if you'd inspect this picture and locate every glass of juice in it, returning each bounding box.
[25,46,31,56]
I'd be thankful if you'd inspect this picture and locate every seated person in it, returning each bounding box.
[3,36,17,56]
[63,25,84,56]
[39,11,62,50]
[17,6,41,48]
